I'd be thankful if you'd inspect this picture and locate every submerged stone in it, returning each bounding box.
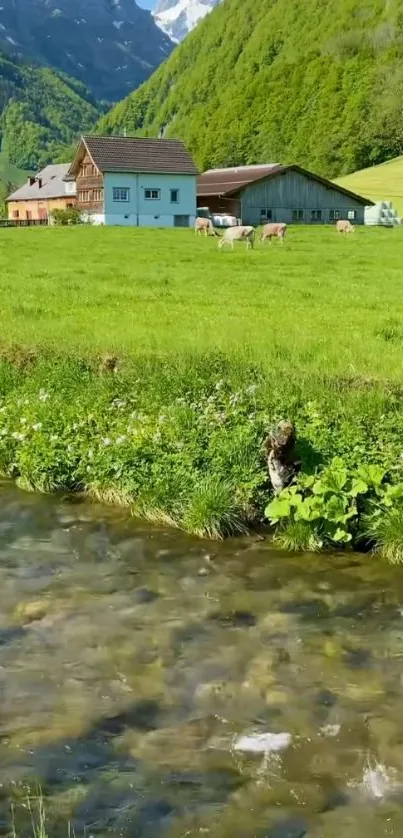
[264,816,307,838]
[209,610,256,627]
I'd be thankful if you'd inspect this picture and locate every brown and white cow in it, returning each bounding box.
[194,217,219,237]
[336,219,355,234]
[218,225,255,250]
[260,222,287,244]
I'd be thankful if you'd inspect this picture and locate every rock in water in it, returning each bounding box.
[233,731,291,754]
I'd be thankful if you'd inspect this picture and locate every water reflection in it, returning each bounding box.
[0,484,402,835]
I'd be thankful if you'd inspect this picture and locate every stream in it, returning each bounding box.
[0,484,403,836]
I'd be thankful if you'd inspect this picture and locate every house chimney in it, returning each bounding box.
[29,176,35,186]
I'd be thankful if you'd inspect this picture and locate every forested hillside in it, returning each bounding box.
[0,52,99,170]
[99,0,403,177]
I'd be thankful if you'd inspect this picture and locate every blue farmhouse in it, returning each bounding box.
[68,135,198,227]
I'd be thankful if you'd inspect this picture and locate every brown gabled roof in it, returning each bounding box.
[197,164,374,206]
[197,164,283,196]
[68,135,199,177]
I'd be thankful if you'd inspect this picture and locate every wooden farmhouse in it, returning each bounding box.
[197,164,374,225]
[67,135,198,227]
[7,165,77,222]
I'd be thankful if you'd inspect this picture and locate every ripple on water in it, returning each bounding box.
[0,486,403,835]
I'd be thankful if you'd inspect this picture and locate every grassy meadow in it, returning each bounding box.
[335,155,403,217]
[1,224,403,551]
[0,224,403,379]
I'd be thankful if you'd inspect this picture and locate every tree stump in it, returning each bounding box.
[264,419,300,494]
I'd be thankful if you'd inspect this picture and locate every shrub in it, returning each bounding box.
[51,207,82,226]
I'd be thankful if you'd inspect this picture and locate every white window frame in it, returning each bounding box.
[311,209,322,221]
[113,187,130,202]
[144,188,161,200]
[330,209,340,220]
[170,188,180,204]
[348,209,357,221]
[260,208,272,221]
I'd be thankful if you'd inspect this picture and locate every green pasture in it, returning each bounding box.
[0,224,402,381]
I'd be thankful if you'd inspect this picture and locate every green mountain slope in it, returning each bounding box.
[99,0,403,177]
[0,51,100,171]
[335,156,403,215]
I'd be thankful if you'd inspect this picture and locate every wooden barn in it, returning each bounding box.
[197,164,373,225]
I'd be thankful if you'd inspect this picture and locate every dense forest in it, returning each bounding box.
[0,52,100,171]
[98,0,403,177]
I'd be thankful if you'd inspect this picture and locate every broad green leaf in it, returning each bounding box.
[357,464,385,488]
[294,496,324,522]
[325,494,348,523]
[265,497,291,522]
[333,528,352,543]
[350,478,368,497]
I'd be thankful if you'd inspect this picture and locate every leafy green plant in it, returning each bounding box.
[266,456,403,549]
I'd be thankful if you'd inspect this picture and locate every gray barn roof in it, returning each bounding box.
[68,136,199,176]
[197,164,374,205]
[7,164,73,201]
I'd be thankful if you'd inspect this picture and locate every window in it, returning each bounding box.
[78,190,90,203]
[12,210,19,219]
[348,210,357,220]
[292,209,304,222]
[329,209,340,221]
[170,189,179,203]
[144,189,161,200]
[93,188,104,202]
[311,210,322,221]
[260,209,272,221]
[113,187,130,202]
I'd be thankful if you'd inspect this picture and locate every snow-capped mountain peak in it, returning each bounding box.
[153,0,220,42]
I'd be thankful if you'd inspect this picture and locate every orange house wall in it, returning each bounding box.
[7,196,77,221]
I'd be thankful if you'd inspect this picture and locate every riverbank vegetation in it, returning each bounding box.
[1,226,403,557]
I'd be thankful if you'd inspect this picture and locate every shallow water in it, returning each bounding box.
[1,486,403,836]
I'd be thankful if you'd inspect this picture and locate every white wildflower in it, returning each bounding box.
[116,435,127,445]
[112,399,126,410]
[20,417,27,425]
[88,448,94,459]
[32,423,42,432]
[86,465,91,473]
[12,432,25,442]
[0,406,6,413]
[50,434,58,442]
[0,429,7,437]
[39,389,49,402]
[215,380,225,391]
[102,437,112,447]
[153,432,161,443]
[247,384,257,396]
[158,415,167,424]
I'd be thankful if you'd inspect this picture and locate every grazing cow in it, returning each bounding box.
[194,217,219,237]
[218,225,255,250]
[260,222,287,244]
[336,219,355,234]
